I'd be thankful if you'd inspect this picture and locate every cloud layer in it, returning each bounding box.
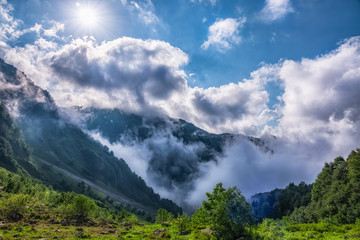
[48,38,188,103]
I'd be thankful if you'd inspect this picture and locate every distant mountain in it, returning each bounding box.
[0,59,181,215]
[75,107,272,200]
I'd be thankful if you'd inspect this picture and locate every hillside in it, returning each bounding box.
[0,59,181,215]
[0,104,39,177]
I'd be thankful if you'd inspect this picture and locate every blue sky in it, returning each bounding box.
[2,0,360,200]
[7,0,360,89]
[1,0,360,135]
[4,0,359,115]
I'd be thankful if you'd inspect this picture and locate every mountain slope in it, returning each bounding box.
[0,104,40,177]
[0,59,181,214]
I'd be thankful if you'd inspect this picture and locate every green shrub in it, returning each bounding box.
[1,194,31,221]
[65,194,97,220]
[174,213,191,235]
[124,214,138,224]
[155,208,174,223]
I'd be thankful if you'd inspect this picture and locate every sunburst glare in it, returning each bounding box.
[72,2,106,33]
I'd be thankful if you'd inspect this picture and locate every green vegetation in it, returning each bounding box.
[0,104,39,177]
[250,218,360,239]
[18,109,181,214]
[199,183,254,239]
[155,208,174,223]
[1,88,360,239]
[251,181,312,220]
[290,150,360,224]
[0,160,360,239]
[250,149,360,239]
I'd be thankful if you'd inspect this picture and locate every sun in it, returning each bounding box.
[66,1,112,36]
[75,3,100,29]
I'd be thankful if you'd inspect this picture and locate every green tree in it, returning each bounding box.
[124,214,138,225]
[174,213,190,235]
[201,183,253,239]
[66,194,97,220]
[347,149,360,222]
[155,208,173,223]
[191,206,210,229]
[290,149,360,224]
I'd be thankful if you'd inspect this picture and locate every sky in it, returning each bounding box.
[1,0,360,204]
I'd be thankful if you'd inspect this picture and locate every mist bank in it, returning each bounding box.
[78,107,358,213]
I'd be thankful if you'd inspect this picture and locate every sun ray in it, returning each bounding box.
[74,2,102,32]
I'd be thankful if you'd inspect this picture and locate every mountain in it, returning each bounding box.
[74,107,272,197]
[0,59,181,215]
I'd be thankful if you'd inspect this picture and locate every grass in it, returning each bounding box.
[250,219,360,240]
[0,220,217,239]
[1,218,359,239]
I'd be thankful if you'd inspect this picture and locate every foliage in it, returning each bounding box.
[155,208,174,223]
[251,220,360,240]
[174,213,190,235]
[16,101,182,215]
[201,183,254,239]
[0,104,39,177]
[0,166,136,225]
[0,194,31,221]
[65,194,98,220]
[124,214,139,225]
[289,149,360,224]
[251,182,312,221]
[191,206,210,229]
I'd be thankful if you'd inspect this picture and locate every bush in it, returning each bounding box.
[174,213,190,235]
[1,194,31,221]
[155,208,174,223]
[124,214,138,225]
[65,194,97,220]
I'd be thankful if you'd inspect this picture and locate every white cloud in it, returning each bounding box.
[43,20,64,37]
[201,17,246,53]
[0,0,22,40]
[45,37,188,106]
[190,0,216,6]
[0,1,64,42]
[0,0,16,22]
[272,37,360,152]
[129,0,159,25]
[260,0,294,22]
